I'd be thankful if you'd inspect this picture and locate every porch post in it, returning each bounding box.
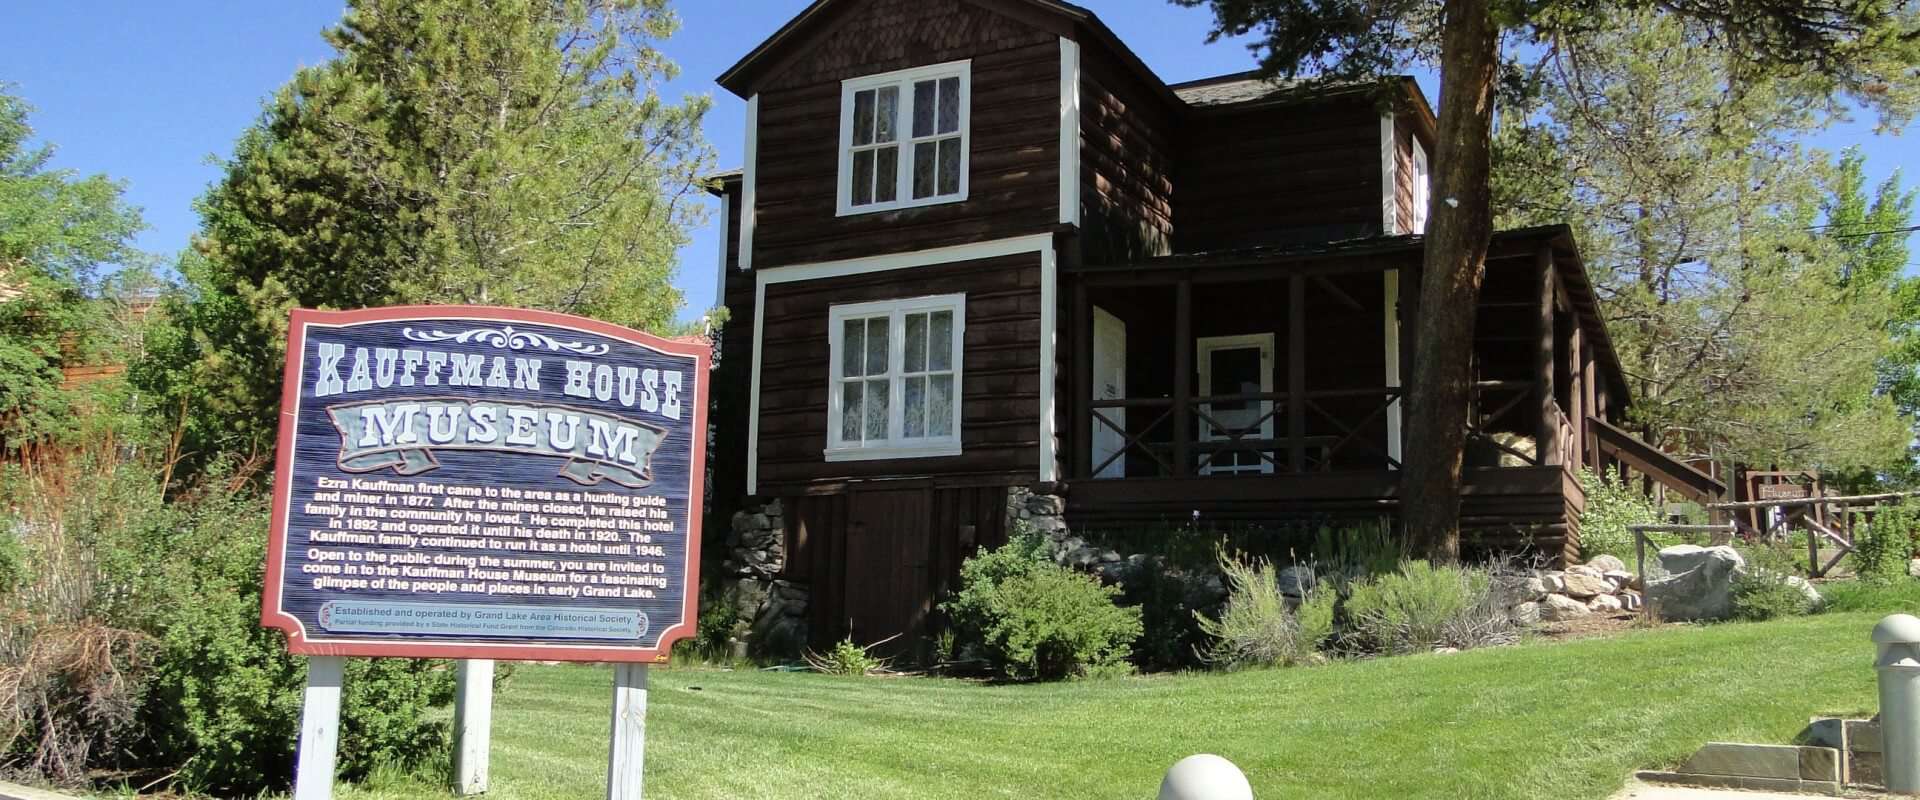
[1288,275,1307,472]
[1568,322,1584,468]
[1071,278,1093,480]
[1173,279,1192,476]
[1535,245,1560,465]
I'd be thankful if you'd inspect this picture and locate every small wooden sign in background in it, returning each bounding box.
[263,305,707,800]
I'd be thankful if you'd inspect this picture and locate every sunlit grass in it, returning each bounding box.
[338,608,1902,800]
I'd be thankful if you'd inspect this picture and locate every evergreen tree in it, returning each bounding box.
[1824,149,1920,485]
[134,0,714,478]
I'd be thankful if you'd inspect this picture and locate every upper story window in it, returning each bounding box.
[837,61,970,216]
[1411,139,1430,234]
[826,294,965,460]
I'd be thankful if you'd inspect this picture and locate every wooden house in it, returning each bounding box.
[703,0,1719,651]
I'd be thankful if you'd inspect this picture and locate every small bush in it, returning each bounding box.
[804,637,889,676]
[1731,545,1816,622]
[1195,552,1334,670]
[1853,503,1917,581]
[1310,519,1402,578]
[1576,467,1659,562]
[1342,561,1517,655]
[943,529,1141,680]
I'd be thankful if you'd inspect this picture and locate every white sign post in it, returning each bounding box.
[453,659,495,795]
[293,656,346,800]
[606,664,650,799]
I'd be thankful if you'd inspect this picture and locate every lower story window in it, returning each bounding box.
[826,294,964,460]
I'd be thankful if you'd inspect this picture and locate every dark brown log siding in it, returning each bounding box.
[1078,43,1175,264]
[1173,97,1385,252]
[749,0,1060,268]
[756,253,1043,492]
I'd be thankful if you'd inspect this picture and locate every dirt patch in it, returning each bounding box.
[1532,612,1662,641]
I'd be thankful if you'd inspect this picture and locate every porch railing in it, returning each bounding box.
[1085,388,1402,478]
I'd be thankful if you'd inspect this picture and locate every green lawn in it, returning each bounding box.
[344,611,1896,800]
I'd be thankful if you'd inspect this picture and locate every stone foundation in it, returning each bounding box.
[718,498,807,658]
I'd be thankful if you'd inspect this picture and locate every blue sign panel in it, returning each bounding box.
[262,306,708,662]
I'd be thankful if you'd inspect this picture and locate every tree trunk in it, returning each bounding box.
[1400,0,1500,563]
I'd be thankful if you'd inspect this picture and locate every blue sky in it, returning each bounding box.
[2,1,1912,322]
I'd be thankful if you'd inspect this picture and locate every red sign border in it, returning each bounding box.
[262,305,709,663]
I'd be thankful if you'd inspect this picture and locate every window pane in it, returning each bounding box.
[937,77,960,134]
[904,375,927,438]
[904,312,928,373]
[912,141,937,199]
[865,318,889,376]
[852,149,875,206]
[875,145,898,203]
[864,379,890,441]
[912,80,936,138]
[842,318,865,377]
[929,374,954,437]
[938,137,962,196]
[853,89,875,146]
[929,310,953,371]
[875,86,898,143]
[841,381,863,442]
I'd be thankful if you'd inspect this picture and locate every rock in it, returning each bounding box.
[1909,558,1920,579]
[1603,570,1634,590]
[1587,554,1628,573]
[1588,594,1623,613]
[1567,564,1605,579]
[1619,591,1643,611]
[1067,546,1101,569]
[1541,573,1569,593]
[1495,575,1548,603]
[1433,647,1461,655]
[1785,575,1824,610]
[1510,601,1543,625]
[1561,573,1614,599]
[1542,593,1592,621]
[1647,545,1746,621]
[1277,565,1318,598]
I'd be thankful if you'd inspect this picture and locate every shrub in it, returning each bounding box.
[943,529,1141,680]
[1114,560,1211,673]
[1310,519,1402,578]
[1852,503,1917,581]
[0,448,457,794]
[1576,467,1659,562]
[1732,546,1816,622]
[1342,561,1517,655]
[1195,551,1334,670]
[803,637,889,676]
[1818,578,1920,613]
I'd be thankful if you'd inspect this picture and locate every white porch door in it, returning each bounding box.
[1090,306,1127,479]
[1197,333,1276,475]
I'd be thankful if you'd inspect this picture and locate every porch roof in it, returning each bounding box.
[1066,224,1632,408]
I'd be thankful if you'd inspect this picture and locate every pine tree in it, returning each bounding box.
[135,0,714,478]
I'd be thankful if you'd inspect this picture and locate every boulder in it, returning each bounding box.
[1603,570,1635,590]
[1587,554,1628,574]
[1646,545,1746,621]
[1541,573,1569,593]
[1561,573,1615,599]
[1620,591,1644,612]
[1510,601,1543,625]
[1541,593,1592,621]
[1785,575,1824,610]
[1567,564,1605,579]
[1277,565,1318,599]
[1588,594,1624,613]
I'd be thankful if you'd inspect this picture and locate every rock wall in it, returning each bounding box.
[718,498,808,658]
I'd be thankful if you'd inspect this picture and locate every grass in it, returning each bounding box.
[333,605,1909,800]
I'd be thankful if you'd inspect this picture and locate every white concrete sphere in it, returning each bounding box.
[1158,754,1253,800]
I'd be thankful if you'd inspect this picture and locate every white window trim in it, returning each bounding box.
[824,293,966,461]
[747,233,1056,494]
[835,60,972,217]
[1379,113,1398,235]
[1411,137,1431,235]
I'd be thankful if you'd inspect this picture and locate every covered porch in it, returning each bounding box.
[1058,227,1629,554]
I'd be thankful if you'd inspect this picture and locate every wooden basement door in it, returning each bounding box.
[843,485,933,652]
